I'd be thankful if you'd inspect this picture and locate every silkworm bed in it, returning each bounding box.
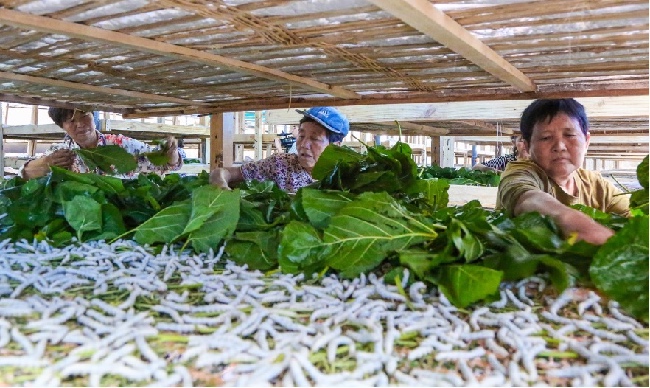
[0,238,647,386]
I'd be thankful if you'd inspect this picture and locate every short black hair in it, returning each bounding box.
[298,116,344,143]
[48,107,75,128]
[519,98,589,143]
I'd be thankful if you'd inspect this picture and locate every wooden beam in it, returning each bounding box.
[0,71,199,105]
[367,0,536,92]
[266,96,649,124]
[369,121,449,136]
[0,8,359,100]
[122,81,649,117]
[1,123,64,136]
[455,135,649,144]
[104,120,210,138]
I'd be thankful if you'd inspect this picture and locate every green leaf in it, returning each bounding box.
[433,264,502,308]
[226,230,280,271]
[133,201,192,245]
[143,151,171,166]
[590,215,649,323]
[62,195,102,240]
[75,145,138,174]
[182,185,229,235]
[312,145,365,181]
[637,155,648,190]
[86,203,127,241]
[448,218,484,262]
[54,181,103,204]
[51,166,125,195]
[278,221,330,275]
[8,177,54,227]
[322,192,440,278]
[301,188,354,229]
[398,248,456,278]
[405,178,450,211]
[186,189,240,253]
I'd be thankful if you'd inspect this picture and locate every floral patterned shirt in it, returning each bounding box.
[240,153,313,192]
[21,131,182,179]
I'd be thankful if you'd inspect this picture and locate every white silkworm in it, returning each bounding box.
[11,327,35,355]
[627,330,649,347]
[327,335,356,363]
[156,322,196,333]
[289,358,310,387]
[548,289,575,316]
[459,330,494,341]
[489,290,508,308]
[311,326,342,352]
[577,292,602,316]
[485,338,509,358]
[487,352,507,374]
[505,288,531,310]
[435,347,485,361]
[0,356,47,367]
[608,300,643,328]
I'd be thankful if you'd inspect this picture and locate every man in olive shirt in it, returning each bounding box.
[496,99,630,245]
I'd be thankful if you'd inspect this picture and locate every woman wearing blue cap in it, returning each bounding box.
[209,106,349,192]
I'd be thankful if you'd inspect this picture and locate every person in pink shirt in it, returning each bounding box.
[21,107,183,179]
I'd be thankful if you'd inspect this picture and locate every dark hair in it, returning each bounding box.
[519,98,589,142]
[48,107,75,128]
[298,116,345,143]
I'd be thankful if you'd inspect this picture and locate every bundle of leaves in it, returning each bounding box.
[0,168,210,245]
[0,144,647,322]
[419,165,500,187]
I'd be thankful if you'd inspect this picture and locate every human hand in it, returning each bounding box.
[164,136,179,166]
[557,209,615,245]
[46,149,76,169]
[209,168,232,190]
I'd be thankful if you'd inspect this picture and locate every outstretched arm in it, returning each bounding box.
[514,190,615,245]
[21,149,76,180]
[209,166,244,189]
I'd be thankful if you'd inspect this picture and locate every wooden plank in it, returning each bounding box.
[266,96,649,124]
[456,135,649,143]
[122,82,650,118]
[210,113,223,172]
[0,71,198,105]
[448,184,498,208]
[370,121,449,135]
[1,123,64,136]
[105,120,210,138]
[0,9,360,100]
[367,0,536,92]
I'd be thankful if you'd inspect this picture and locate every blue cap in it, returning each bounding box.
[296,107,349,137]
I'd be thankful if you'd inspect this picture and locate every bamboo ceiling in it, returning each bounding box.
[0,0,646,119]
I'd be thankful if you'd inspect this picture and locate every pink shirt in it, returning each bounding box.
[23,131,182,178]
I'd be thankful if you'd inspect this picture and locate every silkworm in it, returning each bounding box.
[548,289,576,316]
[459,330,494,341]
[577,291,602,316]
[327,335,356,363]
[310,326,342,352]
[504,288,531,310]
[0,356,47,367]
[11,327,35,355]
[435,347,485,361]
[608,300,643,328]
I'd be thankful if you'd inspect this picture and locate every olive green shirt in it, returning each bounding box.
[496,159,630,217]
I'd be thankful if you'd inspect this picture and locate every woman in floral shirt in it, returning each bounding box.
[210,107,350,193]
[21,107,183,180]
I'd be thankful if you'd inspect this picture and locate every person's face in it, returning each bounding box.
[62,109,96,148]
[527,113,589,181]
[296,121,330,172]
[515,135,529,158]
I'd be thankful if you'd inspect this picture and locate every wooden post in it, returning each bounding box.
[440,136,455,167]
[209,112,235,171]
[254,111,263,160]
[430,136,440,166]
